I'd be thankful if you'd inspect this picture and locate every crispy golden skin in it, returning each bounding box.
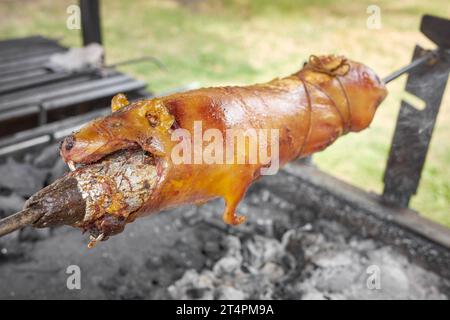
[60,55,387,229]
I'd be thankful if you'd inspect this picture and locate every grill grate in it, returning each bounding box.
[0,35,148,138]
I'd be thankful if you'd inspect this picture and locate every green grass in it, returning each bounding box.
[1,0,449,226]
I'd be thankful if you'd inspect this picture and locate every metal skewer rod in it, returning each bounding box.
[106,55,167,71]
[382,49,438,84]
[0,208,43,237]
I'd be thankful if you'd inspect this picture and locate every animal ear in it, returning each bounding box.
[144,100,175,132]
[308,55,350,76]
[111,93,129,112]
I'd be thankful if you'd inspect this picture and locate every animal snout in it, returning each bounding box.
[61,135,76,152]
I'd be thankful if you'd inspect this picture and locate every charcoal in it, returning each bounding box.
[216,286,245,300]
[18,227,50,243]
[33,144,60,168]
[0,193,25,218]
[48,158,69,183]
[301,291,328,300]
[259,261,285,280]
[168,270,215,300]
[168,219,448,300]
[213,256,242,276]
[0,158,47,197]
[0,155,447,300]
[0,241,26,264]
[0,230,29,264]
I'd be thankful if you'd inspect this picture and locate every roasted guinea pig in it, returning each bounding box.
[26,55,387,246]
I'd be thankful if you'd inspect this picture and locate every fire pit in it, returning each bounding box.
[0,173,448,299]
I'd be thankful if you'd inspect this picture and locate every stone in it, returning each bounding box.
[48,158,69,183]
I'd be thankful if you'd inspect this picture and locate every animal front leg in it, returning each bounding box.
[221,180,250,225]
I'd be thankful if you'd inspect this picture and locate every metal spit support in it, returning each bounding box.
[79,0,102,46]
[382,15,450,207]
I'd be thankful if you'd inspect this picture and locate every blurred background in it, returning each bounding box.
[0,0,449,227]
